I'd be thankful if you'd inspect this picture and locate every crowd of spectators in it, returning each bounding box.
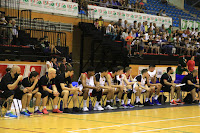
[94,16,200,57]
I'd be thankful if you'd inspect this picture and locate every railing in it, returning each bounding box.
[0,0,20,18]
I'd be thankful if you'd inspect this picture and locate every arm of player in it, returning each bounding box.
[7,75,23,90]
[187,80,199,88]
[32,88,39,94]
[82,74,98,90]
[105,74,112,86]
[28,78,38,91]
[123,74,136,85]
[164,79,175,86]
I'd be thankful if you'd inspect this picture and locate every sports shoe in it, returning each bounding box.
[82,107,89,112]
[26,110,33,115]
[104,105,114,110]
[94,105,104,111]
[120,104,128,109]
[5,112,18,118]
[73,107,81,113]
[170,99,178,105]
[115,102,121,108]
[63,108,72,113]
[126,104,135,108]
[176,99,184,105]
[20,111,30,116]
[192,100,198,104]
[52,109,63,113]
[135,102,144,107]
[34,110,43,115]
[153,99,162,105]
[144,101,153,106]
[42,108,49,114]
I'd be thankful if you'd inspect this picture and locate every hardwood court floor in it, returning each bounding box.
[0,105,200,133]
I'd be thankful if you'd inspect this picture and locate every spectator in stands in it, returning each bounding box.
[7,19,13,45]
[116,0,122,6]
[186,27,190,35]
[161,0,167,5]
[46,56,54,74]
[60,57,72,74]
[160,67,182,105]
[1,65,23,118]
[167,25,172,34]
[112,0,118,8]
[12,19,18,45]
[158,9,163,16]
[121,0,127,10]
[125,32,134,56]
[144,21,148,33]
[191,28,195,36]
[121,28,129,46]
[182,30,187,38]
[128,3,135,11]
[176,54,188,75]
[94,19,99,29]
[159,24,165,32]
[181,69,199,104]
[187,56,195,73]
[162,10,167,17]
[100,0,107,7]
[0,12,7,25]
[98,16,104,29]
[122,20,128,29]
[141,22,145,33]
[53,57,60,75]
[106,0,112,8]
[194,28,198,37]
[115,18,122,27]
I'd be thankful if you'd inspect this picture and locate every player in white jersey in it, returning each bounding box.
[121,67,137,108]
[78,66,102,111]
[95,67,114,110]
[147,65,162,105]
[133,69,154,107]
[106,67,126,108]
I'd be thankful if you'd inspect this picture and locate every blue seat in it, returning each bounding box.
[72,82,78,87]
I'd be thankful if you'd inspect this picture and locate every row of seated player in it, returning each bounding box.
[0,65,199,118]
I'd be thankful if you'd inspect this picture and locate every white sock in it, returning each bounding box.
[127,99,131,104]
[121,99,124,104]
[95,101,99,107]
[107,100,110,102]
[176,99,180,101]
[136,96,140,103]
[154,95,159,100]
[171,99,174,102]
[54,105,58,109]
[83,100,87,107]
[25,107,28,110]
[145,98,149,102]
[43,106,46,109]
[35,106,39,111]
[7,110,11,113]
[22,109,26,112]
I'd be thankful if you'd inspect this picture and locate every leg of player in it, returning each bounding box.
[114,88,121,108]
[191,89,198,104]
[175,87,183,104]
[20,93,30,116]
[34,92,43,114]
[25,93,33,115]
[71,90,80,112]
[149,86,155,105]
[62,90,70,113]
[42,95,49,114]
[153,84,162,105]
[52,95,63,113]
[134,85,143,107]
[5,94,18,118]
[118,87,127,108]
[170,86,178,105]
[144,88,153,106]
[126,85,134,108]
[93,90,104,111]
[104,88,115,110]
[82,88,89,111]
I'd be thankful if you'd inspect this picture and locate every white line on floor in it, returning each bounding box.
[132,125,200,133]
[67,116,200,132]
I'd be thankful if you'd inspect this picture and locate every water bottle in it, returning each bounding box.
[60,100,63,111]
[89,99,92,111]
[30,99,33,108]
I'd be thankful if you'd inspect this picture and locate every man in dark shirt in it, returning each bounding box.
[1,66,23,118]
[161,67,182,105]
[22,71,42,115]
[38,68,62,114]
[55,67,80,113]
[59,57,72,74]
[181,70,199,104]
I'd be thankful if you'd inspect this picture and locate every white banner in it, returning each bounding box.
[19,0,78,16]
[88,5,172,28]
[181,19,200,31]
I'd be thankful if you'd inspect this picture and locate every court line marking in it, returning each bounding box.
[132,125,200,133]
[67,116,200,132]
